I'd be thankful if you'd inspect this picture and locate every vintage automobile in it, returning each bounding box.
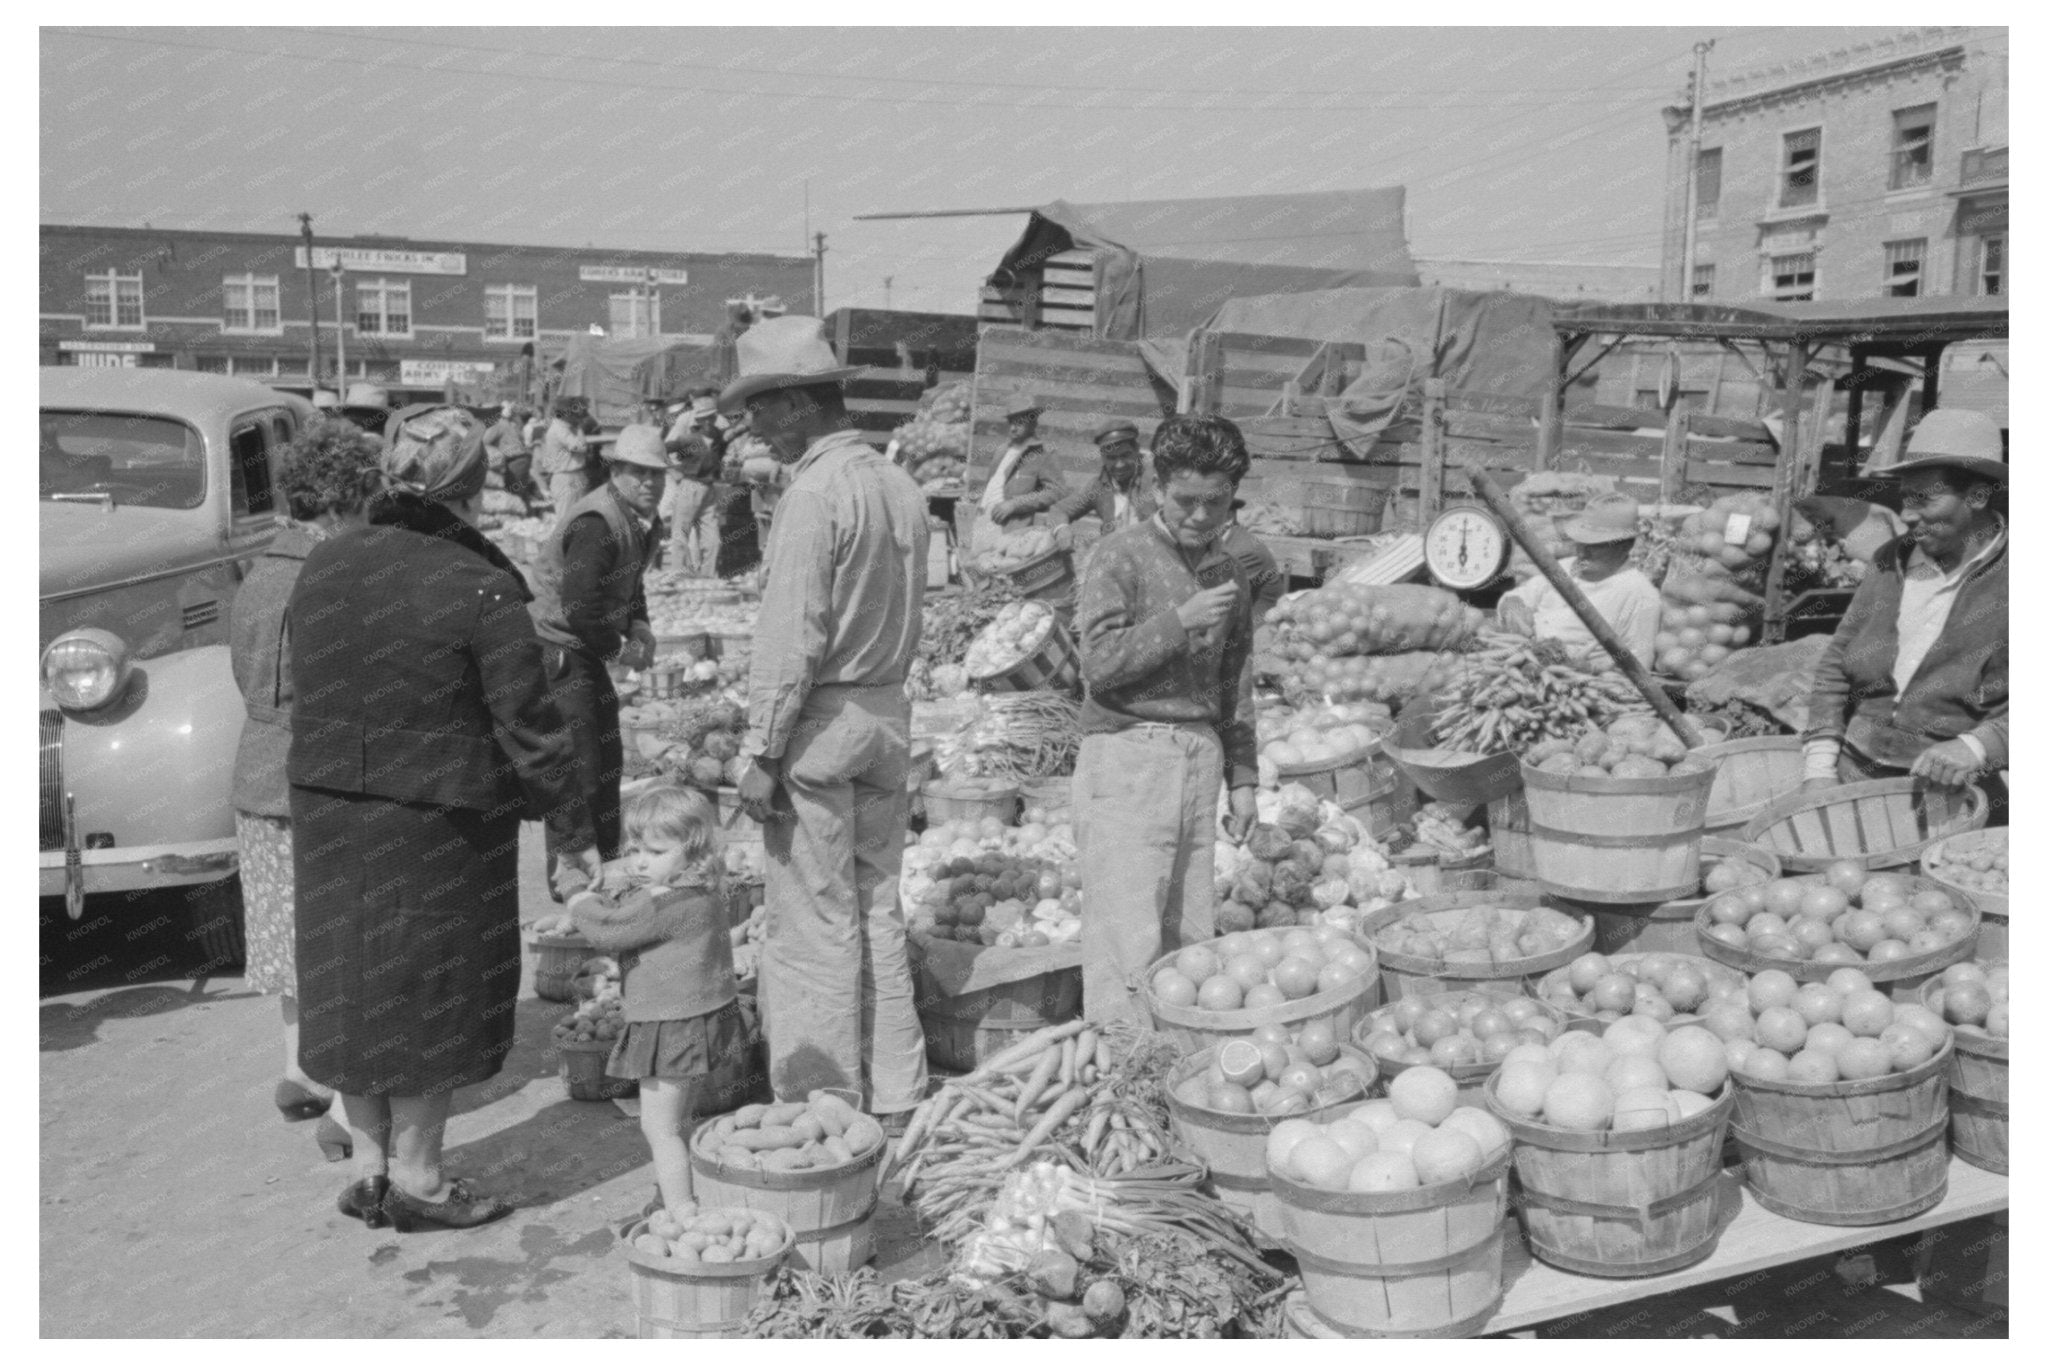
[39,368,316,964]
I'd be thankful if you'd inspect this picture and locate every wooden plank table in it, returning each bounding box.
[1478,1159,2007,1336]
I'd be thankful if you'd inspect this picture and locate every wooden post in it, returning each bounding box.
[1536,385,1562,472]
[1462,461,1707,748]
[1659,406,1692,504]
[1180,329,1222,415]
[1419,378,1448,526]
[1761,338,1808,644]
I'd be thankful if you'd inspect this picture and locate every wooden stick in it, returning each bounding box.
[1458,461,1707,749]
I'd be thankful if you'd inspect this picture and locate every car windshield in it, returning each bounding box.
[40,410,206,510]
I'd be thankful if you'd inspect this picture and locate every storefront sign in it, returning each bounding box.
[400,359,497,385]
[59,339,157,353]
[295,247,468,275]
[580,265,690,285]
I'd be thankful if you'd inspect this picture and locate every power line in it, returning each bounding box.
[44,27,1677,114]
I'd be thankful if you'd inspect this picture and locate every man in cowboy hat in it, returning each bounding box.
[536,395,597,529]
[979,394,1068,530]
[1804,408,2007,795]
[528,423,674,894]
[1051,418,1157,535]
[1498,492,1661,665]
[721,315,931,1122]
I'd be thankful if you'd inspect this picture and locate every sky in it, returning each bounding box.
[41,24,1902,317]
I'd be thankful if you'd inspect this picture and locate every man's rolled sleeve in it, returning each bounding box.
[743,484,835,762]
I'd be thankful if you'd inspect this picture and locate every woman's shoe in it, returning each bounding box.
[338,1176,392,1228]
[381,1178,514,1232]
[314,1114,352,1163]
[274,1078,334,1121]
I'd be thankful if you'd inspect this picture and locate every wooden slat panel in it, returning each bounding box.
[1445,389,1544,419]
[1571,402,1669,430]
[972,375,1170,414]
[1684,438,1779,465]
[979,350,1157,385]
[1447,408,1538,440]
[1686,412,1774,441]
[1684,460,1778,489]
[978,326,1141,363]
[1040,284,1096,307]
[1045,249,1096,267]
[1214,331,1327,360]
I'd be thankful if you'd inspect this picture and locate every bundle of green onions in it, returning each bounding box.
[939,692,1082,783]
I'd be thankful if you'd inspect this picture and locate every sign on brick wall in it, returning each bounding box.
[296,247,468,275]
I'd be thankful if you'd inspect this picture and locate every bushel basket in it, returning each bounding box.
[1740,777,1987,872]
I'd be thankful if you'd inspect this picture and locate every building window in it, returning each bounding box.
[1690,264,1715,298]
[355,279,412,336]
[84,270,145,330]
[1694,148,1721,220]
[1889,104,1936,190]
[1977,233,2005,296]
[1884,239,1926,298]
[609,291,660,339]
[485,284,538,341]
[221,274,282,333]
[194,355,231,373]
[1768,252,1816,302]
[1779,128,1821,209]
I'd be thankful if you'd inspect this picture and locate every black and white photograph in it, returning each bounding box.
[36,19,2011,1339]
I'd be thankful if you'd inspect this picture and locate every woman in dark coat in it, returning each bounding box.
[289,405,602,1232]
[228,417,382,1133]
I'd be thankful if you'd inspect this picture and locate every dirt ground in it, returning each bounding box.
[40,826,2005,1338]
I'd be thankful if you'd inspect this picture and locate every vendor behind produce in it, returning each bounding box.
[1802,409,2006,799]
[1073,413,1260,1026]
[1051,420,1156,534]
[979,395,1068,528]
[1497,493,1660,665]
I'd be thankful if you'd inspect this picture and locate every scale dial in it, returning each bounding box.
[1424,506,1510,590]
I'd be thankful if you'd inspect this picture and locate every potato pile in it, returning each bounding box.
[631,1204,791,1265]
[1371,903,1585,968]
[697,1093,886,1174]
[1526,714,1711,779]
[551,992,623,1045]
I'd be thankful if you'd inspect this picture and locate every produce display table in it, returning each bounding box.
[1476,1157,2007,1336]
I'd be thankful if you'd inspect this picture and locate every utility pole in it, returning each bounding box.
[297,212,323,386]
[1679,40,1714,302]
[813,232,828,316]
[329,260,347,392]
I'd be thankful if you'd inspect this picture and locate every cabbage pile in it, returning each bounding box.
[1210,784,1411,935]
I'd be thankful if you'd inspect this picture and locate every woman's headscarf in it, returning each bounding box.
[380,404,487,504]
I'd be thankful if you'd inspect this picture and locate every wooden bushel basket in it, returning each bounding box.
[1728,1035,1953,1226]
[688,1129,884,1274]
[1354,887,1591,1002]
[1142,935,1382,1059]
[920,967,1082,1073]
[1920,829,2009,961]
[920,780,1020,828]
[558,1036,637,1102]
[1354,992,1588,1110]
[1274,745,1405,839]
[1590,838,1783,957]
[1271,1145,1513,1337]
[968,617,1081,696]
[1485,1074,1738,1276]
[619,1217,791,1338]
[1918,976,2007,1175]
[1693,735,1804,834]
[1521,759,1718,905]
[1163,1051,1380,1237]
[1694,874,1979,1000]
[1487,789,1536,881]
[528,930,597,1003]
[1741,777,1987,873]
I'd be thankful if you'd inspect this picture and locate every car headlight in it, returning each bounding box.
[41,628,132,711]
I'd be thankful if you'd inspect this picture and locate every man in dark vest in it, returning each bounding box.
[528,423,673,894]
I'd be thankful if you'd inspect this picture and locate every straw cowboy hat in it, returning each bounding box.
[1879,408,2008,485]
[1561,493,1641,545]
[603,424,672,469]
[717,315,862,412]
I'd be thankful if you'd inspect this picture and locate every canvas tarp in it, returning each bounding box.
[1138,285,1560,448]
[549,335,715,426]
[995,188,1419,341]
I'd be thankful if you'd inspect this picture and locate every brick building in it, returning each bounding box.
[39,223,813,400]
[1658,27,2008,305]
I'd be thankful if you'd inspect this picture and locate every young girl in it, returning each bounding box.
[570,784,748,1213]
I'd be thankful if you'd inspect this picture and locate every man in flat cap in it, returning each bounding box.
[1052,419,1157,536]
[722,315,930,1122]
[1804,408,2007,796]
[978,395,1068,530]
[528,423,673,894]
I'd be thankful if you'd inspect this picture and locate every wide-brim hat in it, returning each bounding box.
[1005,394,1046,420]
[717,315,862,412]
[1562,493,1641,545]
[605,423,674,470]
[1877,408,2007,485]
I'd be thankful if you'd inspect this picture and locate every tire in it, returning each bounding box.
[181,876,247,972]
